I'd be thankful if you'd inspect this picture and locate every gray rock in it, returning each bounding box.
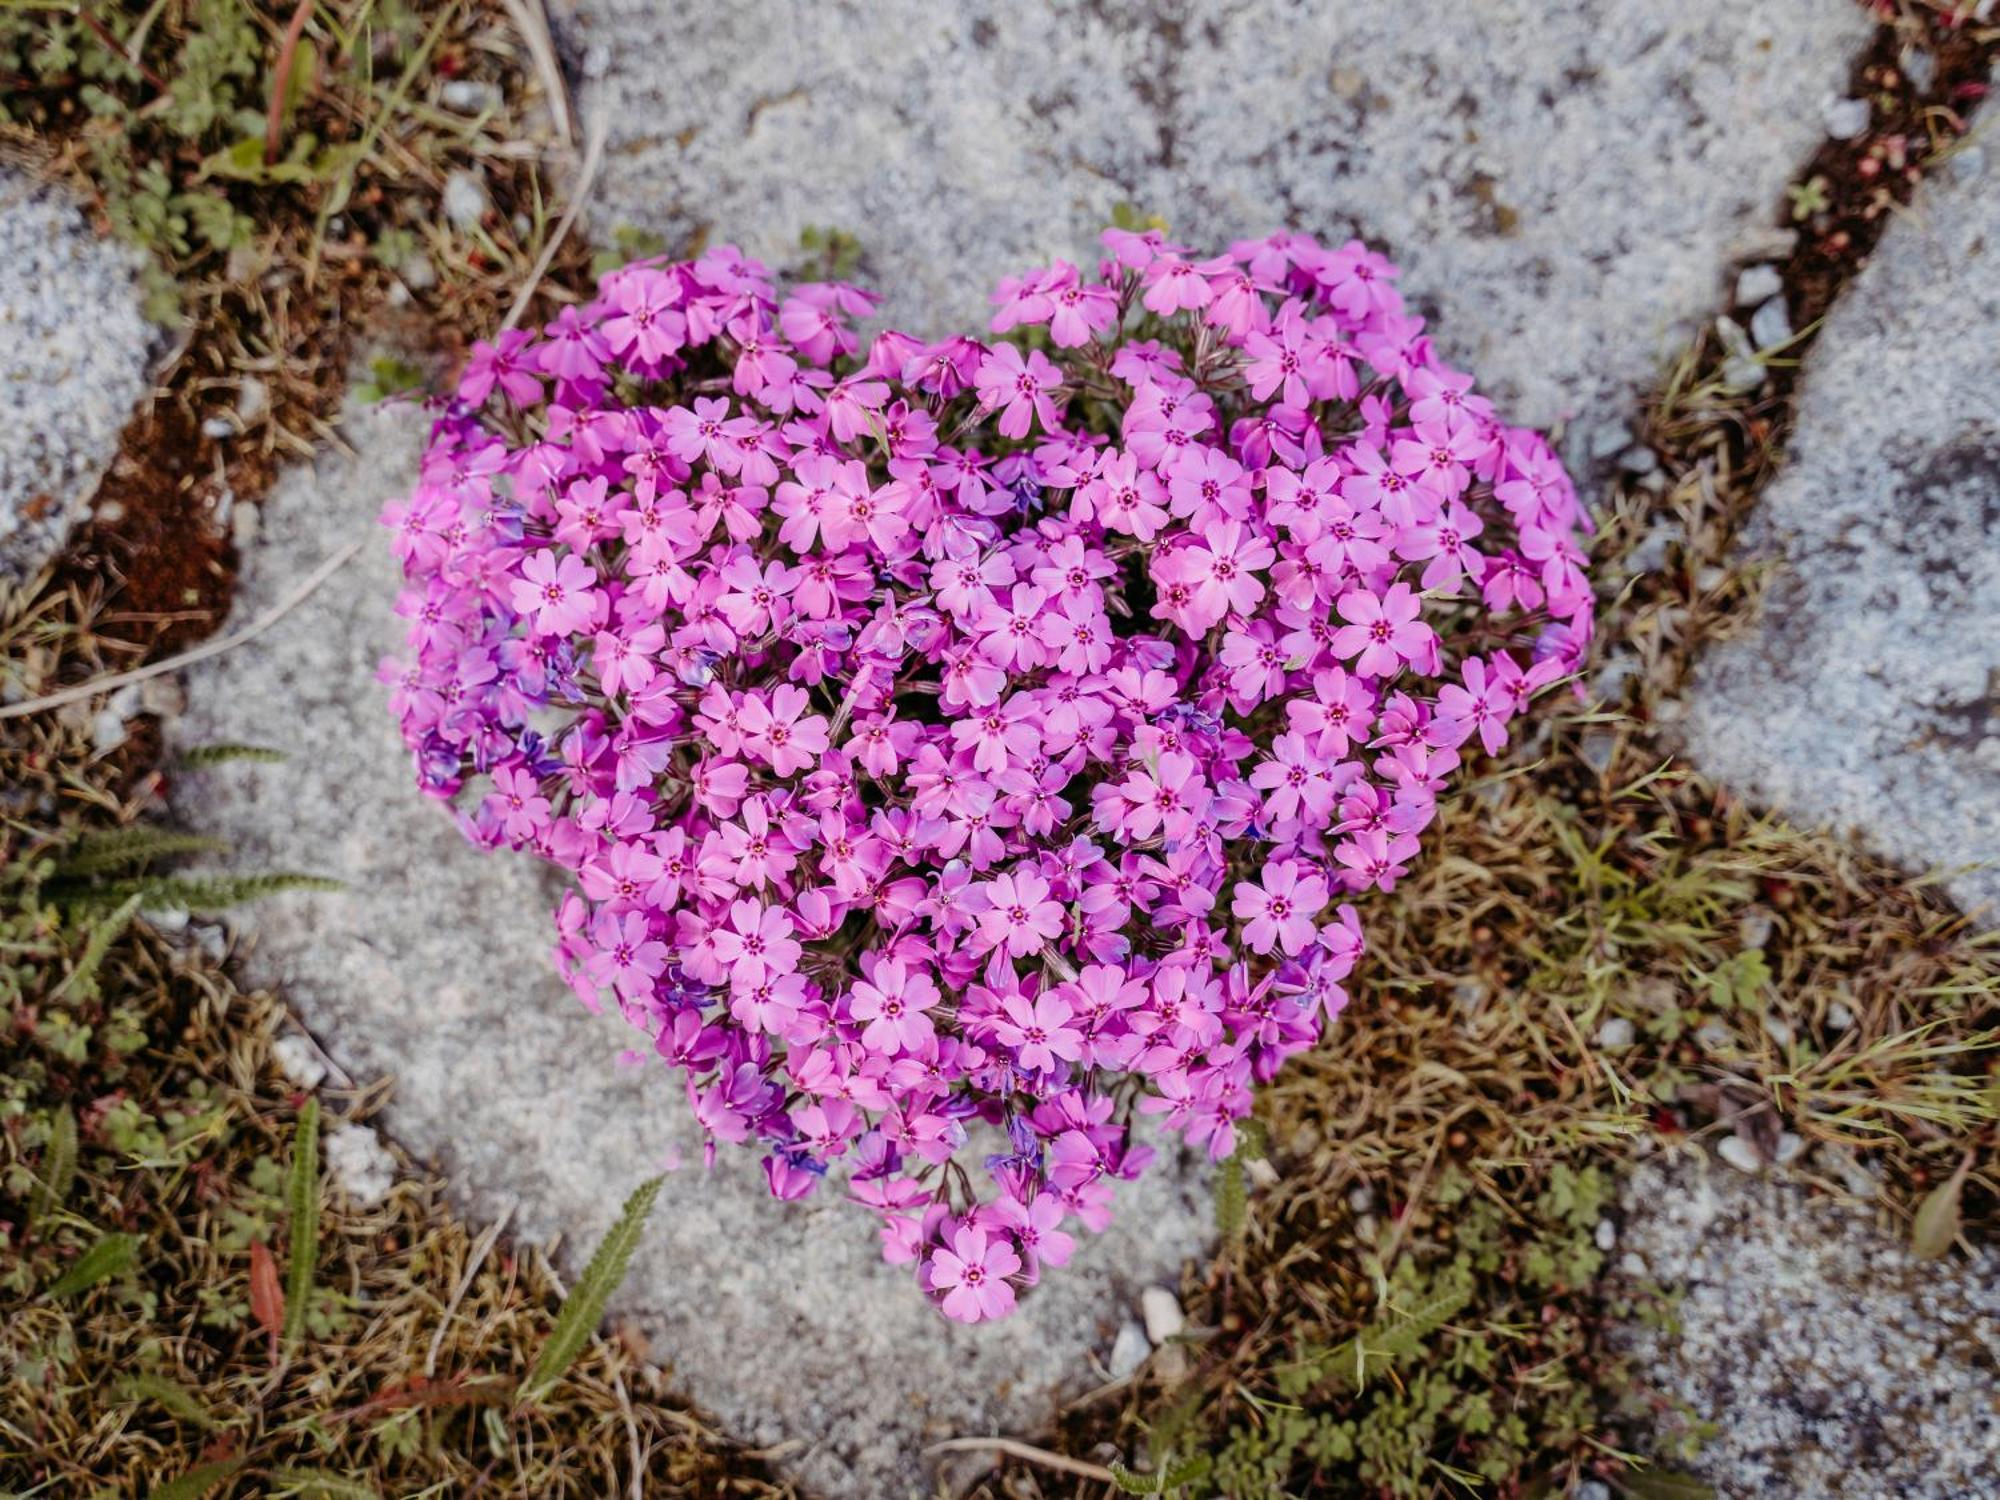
[554,0,1870,436]
[0,167,154,584]
[170,399,1211,1500]
[1681,137,2000,920]
[1614,1158,2000,1498]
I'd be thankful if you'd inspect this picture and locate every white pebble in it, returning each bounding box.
[1108,1319,1150,1379]
[1735,263,1784,306]
[1774,1132,1807,1167]
[1594,1017,1637,1050]
[1762,1013,1795,1048]
[1140,1285,1185,1346]
[1750,296,1793,351]
[272,1033,327,1089]
[1595,1218,1617,1251]
[440,79,502,113]
[1347,1184,1376,1213]
[1578,1482,1612,1500]
[1822,96,1871,140]
[1718,1136,1765,1174]
[1827,1000,1854,1032]
[443,169,491,230]
[326,1122,397,1207]
[1696,1020,1734,1054]
[1245,1157,1280,1190]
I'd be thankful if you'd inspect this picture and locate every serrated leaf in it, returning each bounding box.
[177,742,289,768]
[49,891,144,1000]
[30,1103,77,1227]
[46,1231,140,1299]
[284,1097,320,1351]
[57,828,231,877]
[148,1456,248,1500]
[1214,1153,1246,1246]
[1108,1458,1167,1494]
[1623,1470,1716,1500]
[1911,1157,1971,1261]
[519,1175,663,1405]
[110,1372,219,1430]
[267,1466,382,1499]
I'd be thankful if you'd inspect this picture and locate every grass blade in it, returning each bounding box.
[46,1231,140,1299]
[49,891,144,1000]
[177,742,289,768]
[519,1175,663,1405]
[267,1466,383,1499]
[284,1097,321,1351]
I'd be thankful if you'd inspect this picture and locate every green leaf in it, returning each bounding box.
[1109,1459,1168,1494]
[284,1097,321,1351]
[1622,1470,1717,1500]
[1911,1157,1971,1261]
[30,1104,77,1227]
[49,891,145,1000]
[75,872,343,914]
[519,1175,664,1405]
[46,1231,141,1299]
[177,742,288,768]
[1214,1152,1246,1247]
[110,1373,219,1430]
[147,1457,249,1500]
[57,828,232,877]
[267,1466,382,1499]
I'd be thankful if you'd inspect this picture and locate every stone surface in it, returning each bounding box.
[1682,145,2000,919]
[0,166,154,584]
[554,0,1872,453]
[170,399,1210,1499]
[1614,1157,2000,1498]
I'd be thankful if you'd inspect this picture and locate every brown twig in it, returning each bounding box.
[924,1436,1119,1484]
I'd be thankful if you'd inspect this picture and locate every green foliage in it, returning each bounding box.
[1214,1151,1247,1249]
[46,1231,141,1299]
[56,829,231,878]
[1701,949,1772,1011]
[796,223,863,281]
[148,1456,249,1500]
[111,1372,221,1431]
[519,1175,665,1405]
[177,741,289,768]
[591,222,671,277]
[355,353,428,405]
[283,1096,323,1352]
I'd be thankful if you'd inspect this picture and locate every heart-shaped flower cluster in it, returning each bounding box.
[382,227,1593,1321]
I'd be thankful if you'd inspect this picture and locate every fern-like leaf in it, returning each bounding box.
[266,1467,383,1499]
[177,742,289,768]
[55,828,230,878]
[1214,1152,1247,1248]
[519,1174,664,1405]
[45,1230,140,1299]
[147,1456,248,1499]
[77,872,343,913]
[110,1372,220,1430]
[284,1096,321,1351]
[49,891,143,999]
[30,1103,77,1227]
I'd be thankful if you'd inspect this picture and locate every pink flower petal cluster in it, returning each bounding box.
[382,228,1594,1322]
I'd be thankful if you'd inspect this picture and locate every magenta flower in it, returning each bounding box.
[928,1225,1022,1323]
[384,225,1594,1324]
[974,343,1064,439]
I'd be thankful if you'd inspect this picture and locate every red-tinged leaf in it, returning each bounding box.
[248,1239,284,1353]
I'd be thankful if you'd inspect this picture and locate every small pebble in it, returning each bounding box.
[400,253,439,292]
[201,415,234,439]
[1594,1218,1617,1252]
[1578,729,1618,777]
[1245,1157,1280,1190]
[1347,1184,1376,1213]
[443,169,491,230]
[1353,1213,1381,1241]
[1901,47,1936,94]
[1826,999,1854,1032]
[1750,296,1793,350]
[1774,1132,1806,1167]
[1107,1319,1150,1379]
[440,79,503,113]
[1713,314,1754,360]
[1616,445,1658,475]
[1822,95,1871,141]
[1587,420,1633,461]
[1578,1481,1612,1500]
[236,376,269,423]
[1696,1019,1733,1053]
[1735,263,1784,306]
[326,1122,397,1207]
[1617,1251,1649,1278]
[1140,1285,1185,1346]
[272,1034,328,1089]
[1720,355,1765,394]
[1761,1014,1795,1048]
[1594,1017,1637,1050]
[1737,909,1775,950]
[1718,1136,1765,1174]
